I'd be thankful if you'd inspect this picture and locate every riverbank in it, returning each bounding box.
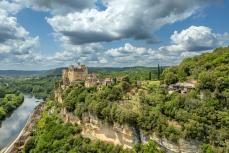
[0,94,24,125]
[1,102,45,153]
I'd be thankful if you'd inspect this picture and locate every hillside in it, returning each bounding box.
[20,47,229,153]
[163,47,229,85]
[160,47,229,152]
[0,70,44,77]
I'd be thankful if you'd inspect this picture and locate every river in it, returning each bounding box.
[0,95,42,149]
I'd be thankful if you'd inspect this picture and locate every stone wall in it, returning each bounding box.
[62,66,88,84]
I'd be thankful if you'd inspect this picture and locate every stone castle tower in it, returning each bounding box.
[62,63,88,84]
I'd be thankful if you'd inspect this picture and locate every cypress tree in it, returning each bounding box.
[157,64,160,80]
[149,72,152,80]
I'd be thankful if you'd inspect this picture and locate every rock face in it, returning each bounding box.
[54,87,63,103]
[148,133,201,153]
[60,108,201,152]
[60,109,138,149]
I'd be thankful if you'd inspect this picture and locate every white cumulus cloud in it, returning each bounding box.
[0,9,41,69]
[160,25,229,53]
[47,0,217,45]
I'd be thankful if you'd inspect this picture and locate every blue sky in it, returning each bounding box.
[0,0,229,70]
[16,9,60,55]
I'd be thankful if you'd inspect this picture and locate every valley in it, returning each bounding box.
[0,47,228,153]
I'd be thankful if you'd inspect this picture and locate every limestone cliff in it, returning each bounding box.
[59,107,201,152]
[147,133,201,153]
[60,109,138,149]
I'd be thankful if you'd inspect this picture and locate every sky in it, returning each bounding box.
[0,0,229,70]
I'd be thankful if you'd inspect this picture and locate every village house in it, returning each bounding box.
[102,77,115,86]
[85,73,100,88]
[168,80,196,94]
[116,76,127,82]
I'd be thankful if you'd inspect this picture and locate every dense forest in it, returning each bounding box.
[0,82,24,123]
[61,47,229,152]
[0,75,60,99]
[0,75,59,123]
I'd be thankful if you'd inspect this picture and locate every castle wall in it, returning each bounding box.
[62,65,88,84]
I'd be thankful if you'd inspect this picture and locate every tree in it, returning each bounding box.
[0,107,6,120]
[198,72,217,91]
[149,72,152,80]
[164,72,178,85]
[157,64,160,80]
[136,141,163,153]
[24,137,36,153]
[201,144,214,153]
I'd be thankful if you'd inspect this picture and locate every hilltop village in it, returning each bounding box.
[60,63,196,94]
[61,63,128,88]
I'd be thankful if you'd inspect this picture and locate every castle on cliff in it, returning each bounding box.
[62,63,88,84]
[61,63,125,88]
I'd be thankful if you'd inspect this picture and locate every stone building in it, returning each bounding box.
[85,73,100,88]
[62,63,88,84]
[168,80,196,94]
[102,77,115,86]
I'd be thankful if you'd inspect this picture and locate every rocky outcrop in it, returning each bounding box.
[54,87,63,103]
[60,108,201,152]
[148,133,201,153]
[60,109,138,149]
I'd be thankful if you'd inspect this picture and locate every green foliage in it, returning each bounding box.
[0,84,24,122]
[0,75,60,99]
[63,80,140,126]
[24,137,36,153]
[97,67,165,83]
[135,141,164,153]
[162,68,178,85]
[0,107,6,120]
[198,71,217,91]
[201,144,215,153]
[159,47,229,150]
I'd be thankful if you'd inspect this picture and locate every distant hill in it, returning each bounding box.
[0,66,166,77]
[0,70,44,77]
